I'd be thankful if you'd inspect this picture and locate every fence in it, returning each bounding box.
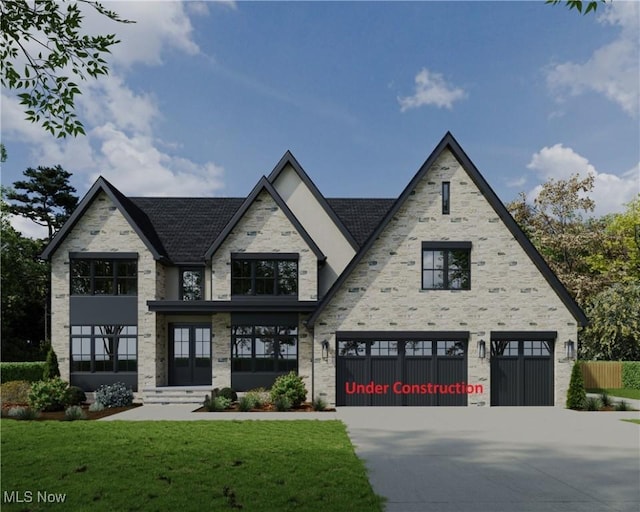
[579,361,622,389]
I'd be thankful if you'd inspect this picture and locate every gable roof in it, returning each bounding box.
[204,176,326,261]
[41,176,168,261]
[326,198,395,247]
[268,151,360,250]
[307,132,588,327]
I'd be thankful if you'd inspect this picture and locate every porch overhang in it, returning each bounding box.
[147,299,318,314]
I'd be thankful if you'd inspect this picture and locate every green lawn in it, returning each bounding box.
[1,420,383,512]
[622,419,640,425]
[587,388,640,400]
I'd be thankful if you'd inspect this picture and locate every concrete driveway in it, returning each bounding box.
[336,407,640,512]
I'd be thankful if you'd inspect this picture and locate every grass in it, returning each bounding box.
[622,419,640,425]
[1,420,383,512]
[586,388,640,400]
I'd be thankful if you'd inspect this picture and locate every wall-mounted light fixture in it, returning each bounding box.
[321,340,329,360]
[477,339,486,359]
[564,339,575,360]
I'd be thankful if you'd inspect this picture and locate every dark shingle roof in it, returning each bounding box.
[127,196,395,263]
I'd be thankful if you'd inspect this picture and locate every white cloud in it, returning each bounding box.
[398,68,467,111]
[527,144,639,216]
[546,2,639,117]
[8,214,49,240]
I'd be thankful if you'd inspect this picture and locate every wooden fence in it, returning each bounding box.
[579,361,622,389]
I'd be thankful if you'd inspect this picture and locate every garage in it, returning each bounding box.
[336,332,468,406]
[490,332,555,406]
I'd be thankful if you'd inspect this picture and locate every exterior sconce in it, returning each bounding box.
[321,340,329,360]
[477,339,486,359]
[565,340,575,360]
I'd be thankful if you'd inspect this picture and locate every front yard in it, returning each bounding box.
[1,420,383,511]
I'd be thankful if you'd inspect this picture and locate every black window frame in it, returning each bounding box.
[230,324,298,374]
[442,181,450,214]
[70,256,138,296]
[421,242,471,291]
[70,324,137,373]
[230,253,298,297]
[179,267,204,301]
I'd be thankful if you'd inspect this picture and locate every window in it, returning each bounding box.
[422,242,471,290]
[442,181,450,214]
[231,324,297,373]
[231,256,297,296]
[71,259,137,295]
[180,268,204,300]
[71,325,137,372]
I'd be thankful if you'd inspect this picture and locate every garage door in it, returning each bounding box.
[336,334,468,407]
[490,335,554,406]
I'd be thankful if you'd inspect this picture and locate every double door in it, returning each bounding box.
[169,324,212,386]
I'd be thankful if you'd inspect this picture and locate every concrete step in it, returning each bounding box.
[142,386,210,405]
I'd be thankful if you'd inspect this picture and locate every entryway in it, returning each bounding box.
[169,324,212,386]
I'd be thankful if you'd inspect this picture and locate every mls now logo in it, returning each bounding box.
[3,490,67,503]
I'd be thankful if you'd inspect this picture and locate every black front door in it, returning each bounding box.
[169,324,212,386]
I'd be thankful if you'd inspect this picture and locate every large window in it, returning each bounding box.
[231,256,297,296]
[71,259,137,295]
[71,325,137,372]
[180,268,204,300]
[422,242,471,290]
[231,324,297,373]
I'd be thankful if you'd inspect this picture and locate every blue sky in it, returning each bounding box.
[2,1,638,238]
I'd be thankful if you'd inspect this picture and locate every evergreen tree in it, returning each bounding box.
[566,362,587,410]
[43,345,61,379]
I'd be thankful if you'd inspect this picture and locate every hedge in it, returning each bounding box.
[622,362,640,390]
[0,362,47,384]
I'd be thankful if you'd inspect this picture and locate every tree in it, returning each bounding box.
[580,283,640,361]
[566,362,586,409]
[5,165,78,241]
[0,0,132,138]
[43,345,61,379]
[546,0,608,15]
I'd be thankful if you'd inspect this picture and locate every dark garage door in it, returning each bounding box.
[336,334,468,407]
[490,337,554,406]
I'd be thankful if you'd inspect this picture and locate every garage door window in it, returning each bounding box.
[405,341,432,356]
[338,340,366,356]
[523,341,551,356]
[371,341,398,356]
[437,341,465,356]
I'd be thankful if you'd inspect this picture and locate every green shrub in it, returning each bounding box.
[245,388,270,408]
[88,401,105,412]
[0,380,32,404]
[43,346,60,380]
[95,382,134,408]
[28,378,70,411]
[312,396,327,411]
[274,396,292,411]
[600,391,612,407]
[270,372,307,408]
[615,400,631,411]
[566,362,587,410]
[66,386,87,406]
[584,397,601,411]
[203,395,231,412]
[0,362,47,383]
[238,395,255,412]
[212,387,238,402]
[64,405,87,421]
[7,406,40,420]
[622,362,640,390]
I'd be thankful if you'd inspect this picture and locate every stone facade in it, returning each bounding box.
[312,149,577,406]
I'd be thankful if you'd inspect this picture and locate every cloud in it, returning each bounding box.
[7,214,49,240]
[546,2,639,117]
[527,144,639,216]
[398,68,467,111]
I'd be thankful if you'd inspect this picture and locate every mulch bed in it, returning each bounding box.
[194,402,335,413]
[1,403,142,421]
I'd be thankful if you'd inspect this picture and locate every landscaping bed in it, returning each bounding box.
[1,402,141,421]
[193,401,335,413]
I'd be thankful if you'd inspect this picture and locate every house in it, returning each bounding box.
[41,132,587,407]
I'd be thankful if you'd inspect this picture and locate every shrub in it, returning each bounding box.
[238,395,255,412]
[566,362,586,410]
[622,362,640,390]
[0,380,32,404]
[211,387,237,402]
[28,378,69,411]
[584,397,601,411]
[615,400,631,411]
[95,382,134,408]
[203,395,231,412]
[8,406,40,420]
[270,372,307,408]
[64,405,87,421]
[245,388,270,408]
[312,396,327,411]
[88,401,105,412]
[0,362,47,383]
[600,391,612,408]
[274,396,292,412]
[43,345,60,380]
[66,386,87,406]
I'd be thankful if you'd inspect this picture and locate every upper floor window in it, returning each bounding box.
[422,242,471,290]
[231,254,298,296]
[71,258,137,295]
[442,181,450,214]
[180,268,203,301]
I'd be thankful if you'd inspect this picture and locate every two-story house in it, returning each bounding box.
[41,133,587,407]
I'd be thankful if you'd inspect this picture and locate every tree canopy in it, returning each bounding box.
[545,0,608,15]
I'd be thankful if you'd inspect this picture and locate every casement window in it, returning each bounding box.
[180,268,204,301]
[442,181,450,214]
[421,242,471,290]
[70,325,137,372]
[70,258,137,295]
[231,324,298,373]
[231,254,298,296]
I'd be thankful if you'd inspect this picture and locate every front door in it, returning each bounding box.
[169,324,212,386]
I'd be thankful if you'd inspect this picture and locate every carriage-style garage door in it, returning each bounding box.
[336,332,468,407]
[490,332,555,406]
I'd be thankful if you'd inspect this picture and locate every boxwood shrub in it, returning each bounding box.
[28,378,70,412]
[621,362,640,390]
[270,372,307,408]
[0,362,47,384]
